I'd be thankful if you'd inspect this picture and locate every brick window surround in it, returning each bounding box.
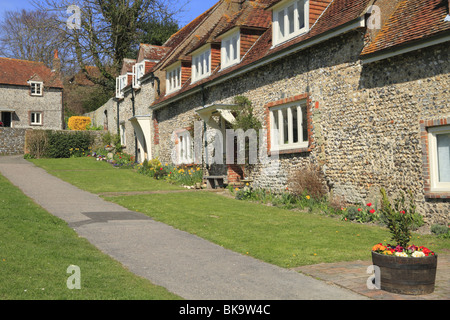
[420,116,450,199]
[264,93,314,155]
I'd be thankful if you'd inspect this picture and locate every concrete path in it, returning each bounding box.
[0,155,369,300]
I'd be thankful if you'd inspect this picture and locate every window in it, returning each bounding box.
[177,130,193,164]
[30,81,43,96]
[30,112,42,126]
[273,0,309,46]
[166,63,182,94]
[192,46,211,83]
[116,75,127,98]
[133,61,146,88]
[221,30,240,69]
[428,125,450,192]
[270,101,308,151]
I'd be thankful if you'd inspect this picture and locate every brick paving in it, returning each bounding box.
[294,251,450,300]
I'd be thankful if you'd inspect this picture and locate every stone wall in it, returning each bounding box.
[153,30,450,225]
[0,128,27,155]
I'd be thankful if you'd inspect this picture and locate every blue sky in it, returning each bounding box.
[0,0,219,27]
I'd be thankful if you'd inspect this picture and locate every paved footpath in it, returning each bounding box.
[2,155,428,300]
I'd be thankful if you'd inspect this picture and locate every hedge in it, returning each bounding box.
[26,130,95,158]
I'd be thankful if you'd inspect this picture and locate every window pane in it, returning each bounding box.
[437,133,450,182]
[297,0,305,29]
[292,106,298,143]
[282,108,288,144]
[278,10,285,39]
[288,5,295,34]
[31,113,35,123]
[302,106,308,142]
[205,51,210,73]
[232,36,238,60]
[177,68,181,87]
[225,40,231,63]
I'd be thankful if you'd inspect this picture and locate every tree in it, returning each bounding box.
[34,0,187,91]
[0,9,66,68]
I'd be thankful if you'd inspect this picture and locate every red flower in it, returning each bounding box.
[357,208,362,212]
[401,210,405,214]
[160,167,163,170]
[367,203,372,207]
[370,209,375,214]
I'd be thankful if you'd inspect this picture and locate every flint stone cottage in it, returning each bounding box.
[0,52,64,130]
[89,0,450,225]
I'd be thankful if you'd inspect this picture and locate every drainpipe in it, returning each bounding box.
[116,99,120,136]
[201,84,209,172]
[131,88,138,162]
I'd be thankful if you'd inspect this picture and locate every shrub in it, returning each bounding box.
[287,164,328,200]
[25,130,48,159]
[379,188,424,248]
[68,116,92,131]
[46,131,94,158]
[431,224,450,239]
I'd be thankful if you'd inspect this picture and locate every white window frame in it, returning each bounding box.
[272,0,309,46]
[116,75,128,98]
[30,81,43,96]
[30,112,42,126]
[192,45,211,83]
[177,130,193,165]
[269,101,308,152]
[221,29,240,69]
[133,61,146,89]
[166,62,182,95]
[428,125,450,192]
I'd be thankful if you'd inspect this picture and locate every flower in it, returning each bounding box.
[357,208,362,212]
[412,251,425,258]
[367,203,372,207]
[370,209,375,214]
[395,251,408,257]
[306,195,310,200]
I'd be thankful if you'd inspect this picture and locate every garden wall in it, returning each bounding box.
[0,128,27,155]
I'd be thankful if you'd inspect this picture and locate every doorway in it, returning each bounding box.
[1,111,12,127]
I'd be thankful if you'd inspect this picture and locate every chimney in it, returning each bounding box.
[52,49,61,74]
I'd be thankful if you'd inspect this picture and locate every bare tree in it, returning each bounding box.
[0,9,66,68]
[32,0,188,91]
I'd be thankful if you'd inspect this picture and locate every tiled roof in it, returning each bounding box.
[152,0,371,106]
[0,57,63,89]
[151,0,447,107]
[361,0,450,56]
[138,44,171,62]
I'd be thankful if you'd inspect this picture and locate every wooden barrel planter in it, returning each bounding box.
[372,252,438,295]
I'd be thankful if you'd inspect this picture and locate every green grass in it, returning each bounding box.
[107,192,450,268]
[0,173,182,300]
[30,157,182,194]
[29,158,450,269]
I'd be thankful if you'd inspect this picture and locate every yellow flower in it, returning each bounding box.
[235,188,239,191]
[306,195,310,200]
[246,183,249,186]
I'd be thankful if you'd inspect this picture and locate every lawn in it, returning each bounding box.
[29,157,450,269]
[0,172,181,300]
[30,157,182,194]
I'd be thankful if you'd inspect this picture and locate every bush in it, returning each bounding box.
[431,224,450,239]
[287,164,328,200]
[45,131,94,158]
[26,130,48,159]
[68,116,92,131]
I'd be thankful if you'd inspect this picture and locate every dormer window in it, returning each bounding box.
[272,0,309,46]
[30,81,43,96]
[221,29,240,69]
[116,75,127,98]
[166,62,182,95]
[133,60,146,88]
[192,45,211,83]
